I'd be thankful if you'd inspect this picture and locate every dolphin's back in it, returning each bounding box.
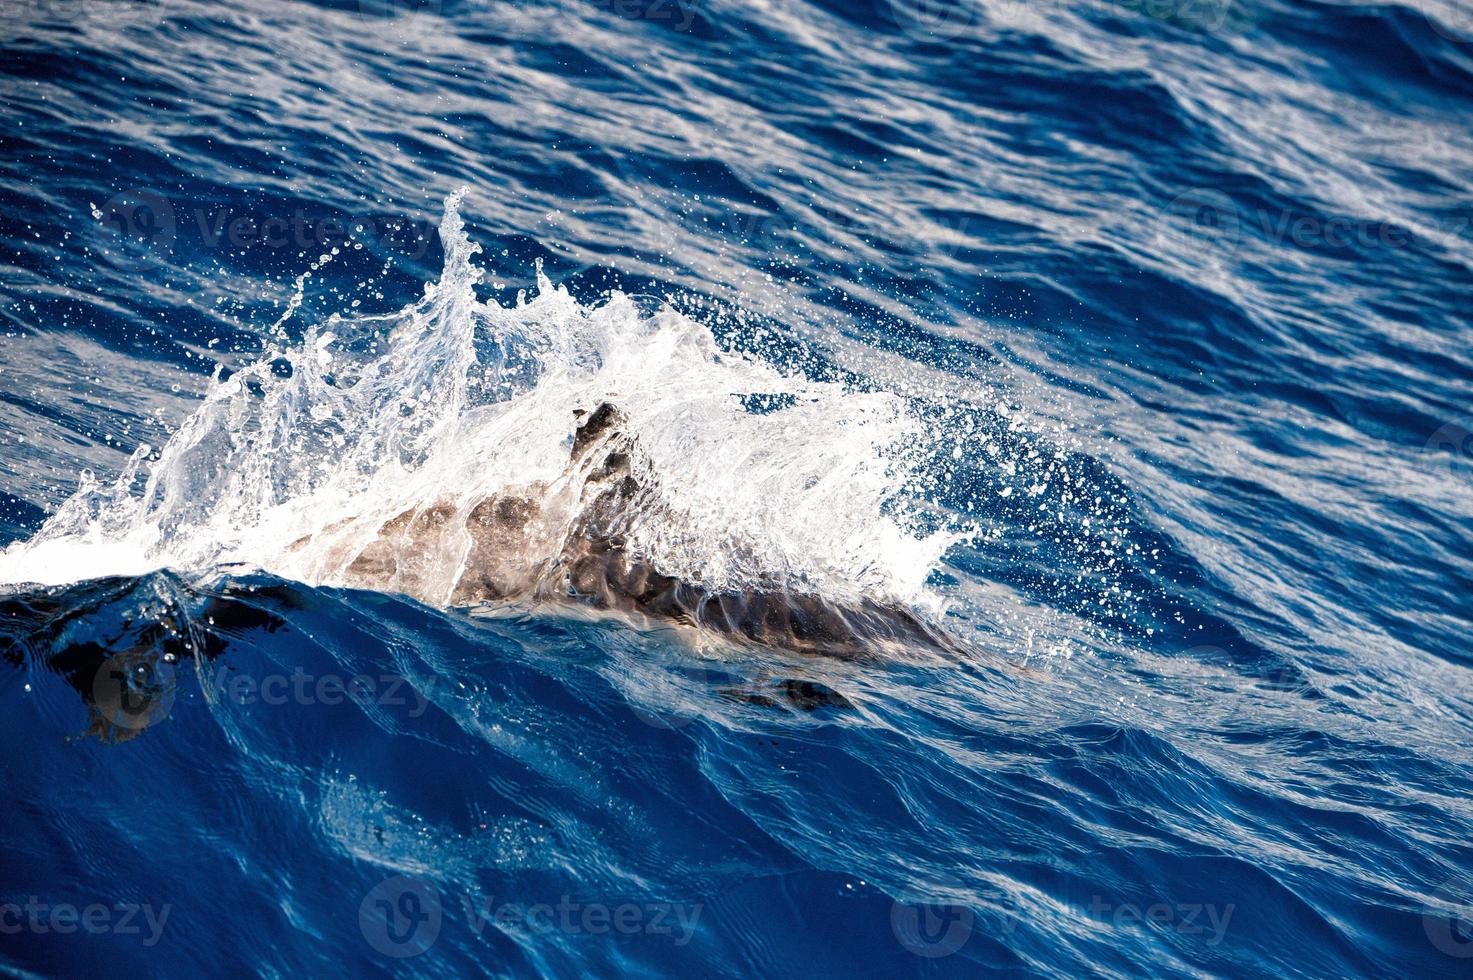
[333,403,953,659]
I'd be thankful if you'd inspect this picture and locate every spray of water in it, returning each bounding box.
[0,192,960,619]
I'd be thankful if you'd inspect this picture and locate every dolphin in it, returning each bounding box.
[2,405,957,742]
[323,403,956,661]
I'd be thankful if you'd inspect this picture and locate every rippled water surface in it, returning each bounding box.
[2,0,1472,976]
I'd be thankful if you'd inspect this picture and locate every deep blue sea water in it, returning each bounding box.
[2,0,1473,976]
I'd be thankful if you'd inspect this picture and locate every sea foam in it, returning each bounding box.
[0,192,959,614]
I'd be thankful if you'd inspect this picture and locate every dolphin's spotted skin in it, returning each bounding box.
[333,403,954,660]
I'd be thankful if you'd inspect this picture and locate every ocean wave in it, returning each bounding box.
[1,193,968,629]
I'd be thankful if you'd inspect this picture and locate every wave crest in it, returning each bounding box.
[1,192,959,617]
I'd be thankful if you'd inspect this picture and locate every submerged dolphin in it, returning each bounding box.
[313,403,955,660]
[0,405,958,743]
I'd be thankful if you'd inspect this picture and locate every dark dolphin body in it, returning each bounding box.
[0,574,291,742]
[0,404,961,744]
[0,406,959,742]
[338,403,958,662]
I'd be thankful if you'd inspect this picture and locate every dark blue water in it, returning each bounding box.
[3,0,1473,976]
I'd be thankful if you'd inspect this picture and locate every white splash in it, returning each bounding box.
[0,192,958,612]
